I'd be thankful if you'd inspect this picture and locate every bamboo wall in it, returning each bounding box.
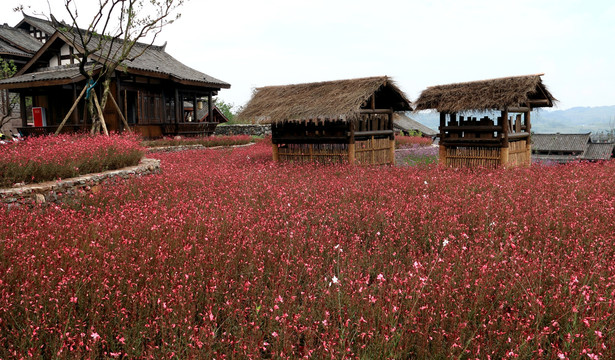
[442,140,530,168]
[355,137,394,165]
[273,136,395,165]
[276,143,349,164]
[507,140,530,167]
[444,146,501,168]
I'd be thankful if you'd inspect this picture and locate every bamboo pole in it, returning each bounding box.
[55,85,88,134]
[107,92,132,133]
[92,90,109,136]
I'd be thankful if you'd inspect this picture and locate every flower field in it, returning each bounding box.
[142,134,253,148]
[1,141,614,358]
[395,135,432,149]
[0,134,144,187]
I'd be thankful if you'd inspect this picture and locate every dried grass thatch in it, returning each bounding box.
[414,74,556,113]
[237,76,412,124]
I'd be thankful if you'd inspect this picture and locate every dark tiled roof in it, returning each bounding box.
[0,63,93,85]
[584,143,614,160]
[393,112,437,136]
[532,133,591,152]
[17,14,57,36]
[124,42,229,87]
[0,24,43,53]
[533,154,584,163]
[0,39,30,57]
[2,15,229,89]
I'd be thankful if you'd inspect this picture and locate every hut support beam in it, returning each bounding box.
[439,113,447,165]
[272,144,279,162]
[348,119,356,165]
[348,143,355,165]
[525,110,531,165]
[20,94,27,127]
[500,109,509,166]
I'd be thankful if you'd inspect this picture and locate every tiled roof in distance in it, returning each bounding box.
[532,133,591,152]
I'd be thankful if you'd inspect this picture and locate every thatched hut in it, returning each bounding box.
[237,76,412,165]
[415,74,556,168]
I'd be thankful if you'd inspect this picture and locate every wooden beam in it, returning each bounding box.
[208,92,213,125]
[441,125,502,132]
[174,89,180,134]
[507,107,531,113]
[501,109,509,147]
[192,95,197,122]
[359,109,393,115]
[507,133,530,140]
[20,94,27,127]
[439,145,447,166]
[528,99,551,107]
[439,112,446,137]
[272,144,279,162]
[354,130,394,137]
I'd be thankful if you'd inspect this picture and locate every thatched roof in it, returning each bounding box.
[414,74,556,113]
[237,76,412,124]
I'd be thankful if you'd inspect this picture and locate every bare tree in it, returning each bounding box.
[47,0,186,135]
[0,58,18,131]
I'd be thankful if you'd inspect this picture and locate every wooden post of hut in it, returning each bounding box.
[500,108,509,166]
[414,74,556,168]
[348,119,356,165]
[237,76,412,165]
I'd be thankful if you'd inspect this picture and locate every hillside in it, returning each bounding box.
[413,105,615,134]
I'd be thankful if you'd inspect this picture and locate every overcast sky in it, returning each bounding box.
[4,0,615,111]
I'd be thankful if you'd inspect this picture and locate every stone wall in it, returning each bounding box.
[214,124,271,137]
[0,158,160,207]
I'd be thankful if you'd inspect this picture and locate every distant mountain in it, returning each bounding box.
[411,105,615,134]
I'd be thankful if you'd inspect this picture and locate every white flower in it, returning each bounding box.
[332,276,339,284]
[442,239,449,247]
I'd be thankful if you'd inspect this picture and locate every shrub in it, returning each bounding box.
[0,133,144,187]
[143,135,253,148]
[395,135,432,148]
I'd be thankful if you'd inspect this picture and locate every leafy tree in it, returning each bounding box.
[36,0,186,135]
[0,57,18,130]
[213,98,236,123]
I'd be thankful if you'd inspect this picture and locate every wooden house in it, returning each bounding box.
[415,74,556,168]
[174,102,229,136]
[0,23,46,132]
[532,133,614,163]
[238,76,412,165]
[0,15,230,138]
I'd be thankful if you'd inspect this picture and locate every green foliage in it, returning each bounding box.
[214,98,237,123]
[0,57,18,127]
[0,57,17,79]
